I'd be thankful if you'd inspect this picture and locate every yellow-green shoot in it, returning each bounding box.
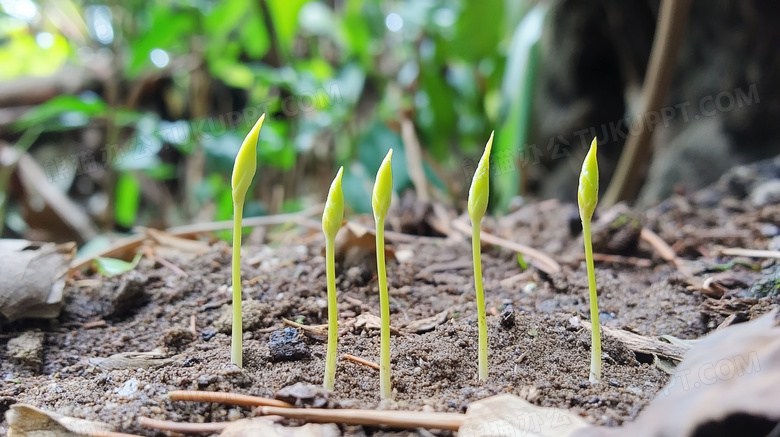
[229,114,265,367]
[372,149,393,399]
[322,166,344,390]
[467,132,494,381]
[578,137,601,383]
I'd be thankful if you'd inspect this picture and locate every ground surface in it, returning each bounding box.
[1,158,779,436]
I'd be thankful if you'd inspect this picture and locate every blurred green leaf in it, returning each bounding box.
[127,5,197,76]
[210,59,255,88]
[418,66,456,160]
[115,172,141,228]
[0,25,71,80]
[94,253,143,277]
[452,0,504,61]
[15,94,107,131]
[493,4,547,212]
[240,10,270,59]
[266,0,312,57]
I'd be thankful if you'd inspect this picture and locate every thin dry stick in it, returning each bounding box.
[602,0,693,206]
[189,314,197,337]
[82,320,107,329]
[451,219,561,275]
[91,432,146,437]
[343,353,380,370]
[138,417,228,434]
[68,205,324,274]
[719,248,780,259]
[258,406,465,431]
[400,117,430,203]
[168,390,293,408]
[640,228,678,263]
[576,252,653,267]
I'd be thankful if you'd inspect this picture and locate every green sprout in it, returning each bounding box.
[578,137,601,383]
[322,166,345,390]
[229,114,265,368]
[467,132,494,381]
[372,149,394,400]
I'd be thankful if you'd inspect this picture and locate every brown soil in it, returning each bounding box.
[2,159,779,436]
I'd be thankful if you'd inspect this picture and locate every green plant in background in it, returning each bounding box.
[468,132,494,381]
[372,149,394,400]
[322,166,345,391]
[229,114,265,368]
[578,137,601,383]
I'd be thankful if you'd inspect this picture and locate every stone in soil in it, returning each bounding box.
[268,327,311,362]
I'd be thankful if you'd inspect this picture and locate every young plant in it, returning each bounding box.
[578,137,602,383]
[229,114,266,368]
[322,166,345,390]
[467,132,494,381]
[372,149,394,400]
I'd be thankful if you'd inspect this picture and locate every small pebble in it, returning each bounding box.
[500,304,516,329]
[201,329,217,341]
[268,328,311,362]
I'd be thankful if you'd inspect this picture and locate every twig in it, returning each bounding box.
[83,320,107,329]
[164,204,324,236]
[718,248,780,259]
[450,218,561,275]
[343,353,380,370]
[189,314,197,337]
[68,205,324,274]
[640,227,677,263]
[602,0,693,206]
[258,406,465,431]
[14,150,99,242]
[143,246,188,277]
[400,117,430,203]
[138,417,228,434]
[168,390,293,408]
[574,252,653,267]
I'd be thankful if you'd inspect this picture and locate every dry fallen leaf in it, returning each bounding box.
[574,310,780,437]
[333,222,395,271]
[87,349,177,371]
[0,239,75,324]
[460,394,590,437]
[6,403,117,437]
[402,310,449,334]
[220,418,339,437]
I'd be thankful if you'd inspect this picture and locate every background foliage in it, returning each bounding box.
[0,0,547,241]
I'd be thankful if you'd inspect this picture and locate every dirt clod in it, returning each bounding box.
[6,331,44,372]
[268,328,311,362]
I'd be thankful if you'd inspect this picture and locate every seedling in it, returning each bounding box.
[578,137,601,383]
[372,149,393,399]
[322,166,345,390]
[229,114,266,368]
[467,132,494,381]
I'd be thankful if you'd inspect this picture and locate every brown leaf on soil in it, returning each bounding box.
[87,349,177,371]
[333,222,395,270]
[0,239,75,324]
[460,394,590,437]
[353,313,401,336]
[282,318,328,342]
[6,403,137,437]
[402,310,449,333]
[575,310,780,437]
[219,418,340,437]
[579,318,690,362]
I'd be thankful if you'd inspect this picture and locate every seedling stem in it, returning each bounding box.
[578,137,602,383]
[468,132,494,381]
[322,167,344,390]
[372,149,394,400]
